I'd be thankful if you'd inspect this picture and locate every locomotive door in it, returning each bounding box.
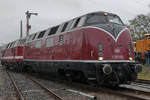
[12,48,15,59]
[68,33,73,58]
[65,33,69,58]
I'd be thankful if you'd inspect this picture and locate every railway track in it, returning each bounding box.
[120,80,150,93]
[119,82,150,100]
[75,83,150,100]
[5,69,150,100]
[25,73,96,100]
[27,73,150,100]
[0,69,17,100]
[136,79,150,84]
[7,71,24,100]
[24,74,63,100]
[6,71,63,100]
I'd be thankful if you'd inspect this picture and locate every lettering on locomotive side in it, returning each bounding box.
[114,48,120,53]
[112,55,124,59]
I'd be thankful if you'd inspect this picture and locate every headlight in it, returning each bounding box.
[129,57,133,61]
[98,57,103,60]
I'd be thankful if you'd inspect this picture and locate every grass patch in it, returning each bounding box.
[138,66,150,80]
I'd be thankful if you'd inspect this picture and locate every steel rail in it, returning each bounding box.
[136,79,150,84]
[88,85,149,100]
[31,74,148,100]
[100,87,149,100]
[44,77,148,100]
[24,74,63,100]
[6,71,25,100]
[20,72,150,100]
[119,82,150,98]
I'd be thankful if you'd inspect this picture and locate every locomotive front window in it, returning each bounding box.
[86,14,107,24]
[108,15,123,25]
[86,13,124,26]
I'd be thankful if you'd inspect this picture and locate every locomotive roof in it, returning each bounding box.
[5,38,25,48]
[25,11,119,42]
[5,11,121,49]
[85,11,117,16]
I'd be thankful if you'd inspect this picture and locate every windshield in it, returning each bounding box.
[86,14,107,24]
[86,13,124,25]
[108,15,123,25]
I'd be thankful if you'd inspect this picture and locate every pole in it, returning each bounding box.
[26,11,29,36]
[20,20,23,39]
[25,10,38,36]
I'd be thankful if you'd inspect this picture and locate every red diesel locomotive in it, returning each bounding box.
[1,39,25,70]
[1,11,142,86]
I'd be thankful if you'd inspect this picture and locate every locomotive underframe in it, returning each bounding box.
[1,60,139,85]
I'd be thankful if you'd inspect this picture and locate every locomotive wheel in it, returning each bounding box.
[24,66,33,73]
[5,66,10,70]
[75,72,87,82]
[65,70,73,82]
[17,65,24,72]
[64,70,87,83]
[57,69,66,80]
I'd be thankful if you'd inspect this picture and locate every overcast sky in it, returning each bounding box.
[0,0,150,45]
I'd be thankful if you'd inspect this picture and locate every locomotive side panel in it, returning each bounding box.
[23,29,85,73]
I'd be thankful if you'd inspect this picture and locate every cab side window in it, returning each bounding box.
[70,16,86,29]
[77,16,86,27]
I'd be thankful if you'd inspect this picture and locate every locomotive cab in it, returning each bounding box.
[80,12,142,85]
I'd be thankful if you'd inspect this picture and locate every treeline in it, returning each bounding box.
[128,6,150,41]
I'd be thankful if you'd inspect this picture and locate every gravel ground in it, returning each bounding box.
[0,68,17,100]
[0,67,146,100]
[30,75,130,100]
[9,72,56,100]
[30,76,94,100]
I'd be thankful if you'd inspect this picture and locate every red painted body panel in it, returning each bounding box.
[24,31,84,60]
[1,46,24,61]
[24,27,134,61]
[82,28,134,60]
